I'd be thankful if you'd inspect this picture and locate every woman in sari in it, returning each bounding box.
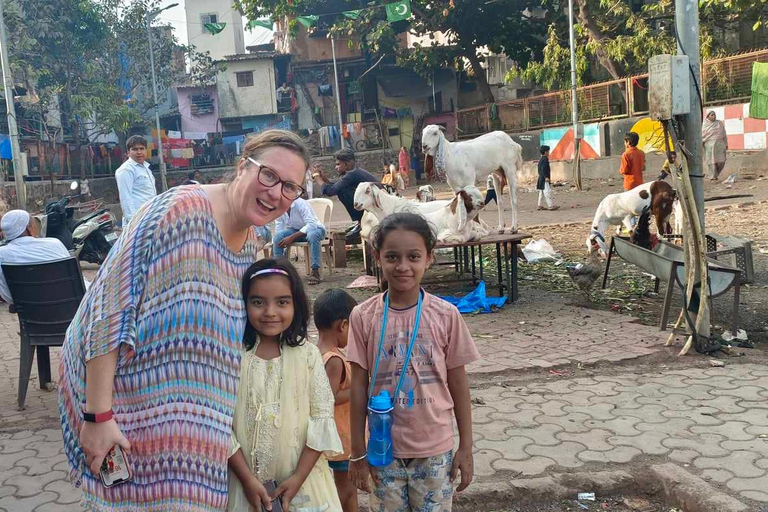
[702,111,728,180]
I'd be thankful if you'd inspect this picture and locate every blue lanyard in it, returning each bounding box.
[368,291,424,407]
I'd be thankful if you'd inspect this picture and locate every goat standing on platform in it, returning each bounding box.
[421,125,521,234]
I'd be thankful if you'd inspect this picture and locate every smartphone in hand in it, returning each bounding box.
[100,445,132,487]
[261,480,284,512]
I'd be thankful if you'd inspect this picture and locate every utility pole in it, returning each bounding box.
[330,36,346,149]
[567,0,582,190]
[675,0,704,228]
[0,0,26,208]
[146,3,178,192]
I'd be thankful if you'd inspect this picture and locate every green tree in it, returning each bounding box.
[238,0,548,102]
[510,0,763,89]
[5,0,219,149]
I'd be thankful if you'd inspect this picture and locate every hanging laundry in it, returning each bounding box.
[182,148,195,159]
[171,149,184,158]
[318,84,333,96]
[750,62,768,120]
[398,146,411,188]
[184,131,208,140]
[168,130,182,139]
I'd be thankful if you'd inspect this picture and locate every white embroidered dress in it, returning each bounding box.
[228,341,343,512]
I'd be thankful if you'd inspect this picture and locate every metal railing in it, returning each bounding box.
[456,49,768,138]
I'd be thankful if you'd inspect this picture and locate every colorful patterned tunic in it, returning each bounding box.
[58,186,259,512]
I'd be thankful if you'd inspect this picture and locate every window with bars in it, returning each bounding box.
[200,13,218,25]
[190,94,214,115]
[236,71,254,87]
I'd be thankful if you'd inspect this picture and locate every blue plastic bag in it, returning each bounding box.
[438,281,506,314]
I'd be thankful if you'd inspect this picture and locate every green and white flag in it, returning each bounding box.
[385,0,411,22]
[247,19,273,31]
[204,22,226,35]
[343,9,362,20]
[296,15,319,28]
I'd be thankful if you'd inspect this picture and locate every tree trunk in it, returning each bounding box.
[465,50,495,103]
[574,0,623,80]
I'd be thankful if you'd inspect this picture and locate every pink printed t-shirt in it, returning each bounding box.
[347,292,480,459]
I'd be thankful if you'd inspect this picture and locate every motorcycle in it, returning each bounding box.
[40,181,118,264]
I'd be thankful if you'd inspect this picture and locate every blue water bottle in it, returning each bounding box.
[367,390,394,467]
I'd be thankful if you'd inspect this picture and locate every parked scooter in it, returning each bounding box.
[40,181,118,264]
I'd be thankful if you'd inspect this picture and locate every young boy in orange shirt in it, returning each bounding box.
[620,132,645,190]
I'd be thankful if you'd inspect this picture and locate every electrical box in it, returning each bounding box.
[648,55,691,121]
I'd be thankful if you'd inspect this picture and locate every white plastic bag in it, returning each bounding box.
[522,239,559,263]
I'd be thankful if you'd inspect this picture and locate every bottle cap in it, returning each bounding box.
[369,390,393,412]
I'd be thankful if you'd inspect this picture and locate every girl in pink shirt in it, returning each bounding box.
[347,212,480,512]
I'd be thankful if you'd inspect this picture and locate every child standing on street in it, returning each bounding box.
[228,259,343,512]
[347,213,480,512]
[537,145,559,211]
[315,289,360,512]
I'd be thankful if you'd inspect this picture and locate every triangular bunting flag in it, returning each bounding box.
[204,22,227,35]
[385,0,411,22]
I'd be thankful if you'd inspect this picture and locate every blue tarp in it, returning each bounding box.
[0,134,12,160]
[438,281,507,314]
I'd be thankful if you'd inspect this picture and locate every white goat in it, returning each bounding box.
[416,185,435,202]
[421,125,521,233]
[424,187,488,243]
[587,180,676,257]
[354,182,450,220]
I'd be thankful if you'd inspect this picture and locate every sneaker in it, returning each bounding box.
[548,206,560,211]
[537,206,545,211]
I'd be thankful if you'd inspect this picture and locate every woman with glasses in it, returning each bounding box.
[58,130,310,512]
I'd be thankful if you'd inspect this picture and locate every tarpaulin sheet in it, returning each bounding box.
[438,281,506,314]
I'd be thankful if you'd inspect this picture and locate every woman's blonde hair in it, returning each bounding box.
[230,130,311,181]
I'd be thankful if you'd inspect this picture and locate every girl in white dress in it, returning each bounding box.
[228,259,343,512]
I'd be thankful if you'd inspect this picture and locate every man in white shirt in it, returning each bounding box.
[273,197,326,285]
[115,135,157,227]
[0,210,71,304]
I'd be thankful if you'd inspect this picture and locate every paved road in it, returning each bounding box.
[1,274,766,509]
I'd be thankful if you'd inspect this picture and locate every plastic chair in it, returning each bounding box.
[292,198,334,276]
[2,258,86,409]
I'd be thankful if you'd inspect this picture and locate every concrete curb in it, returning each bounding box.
[452,465,751,511]
[651,463,750,512]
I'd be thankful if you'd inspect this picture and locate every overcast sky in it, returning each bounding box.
[156,0,273,50]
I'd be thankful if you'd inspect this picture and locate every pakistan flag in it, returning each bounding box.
[385,0,411,22]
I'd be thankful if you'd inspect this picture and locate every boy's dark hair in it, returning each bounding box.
[313,289,358,331]
[241,258,309,350]
[126,135,147,150]
[335,147,356,163]
[624,132,640,147]
[540,145,550,155]
[373,212,437,253]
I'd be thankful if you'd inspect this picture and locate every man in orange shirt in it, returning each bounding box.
[619,132,645,190]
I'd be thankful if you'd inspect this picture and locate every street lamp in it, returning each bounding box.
[146,3,178,192]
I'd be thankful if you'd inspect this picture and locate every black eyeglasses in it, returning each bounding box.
[247,158,305,200]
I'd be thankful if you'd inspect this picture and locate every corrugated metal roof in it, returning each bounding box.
[222,52,277,62]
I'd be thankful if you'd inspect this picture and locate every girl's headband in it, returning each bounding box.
[250,268,289,280]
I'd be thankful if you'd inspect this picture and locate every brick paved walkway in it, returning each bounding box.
[1,301,766,510]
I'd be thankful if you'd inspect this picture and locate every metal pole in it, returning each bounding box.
[675,0,704,228]
[567,0,582,189]
[0,0,26,208]
[330,36,346,148]
[146,17,168,191]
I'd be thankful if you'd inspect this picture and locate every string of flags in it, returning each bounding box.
[244,0,412,34]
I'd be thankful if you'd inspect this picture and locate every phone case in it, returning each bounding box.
[100,445,132,487]
[261,480,284,512]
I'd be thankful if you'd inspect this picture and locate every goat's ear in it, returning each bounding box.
[459,189,473,213]
[438,125,446,132]
[372,186,382,209]
[449,195,458,214]
[456,193,468,231]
